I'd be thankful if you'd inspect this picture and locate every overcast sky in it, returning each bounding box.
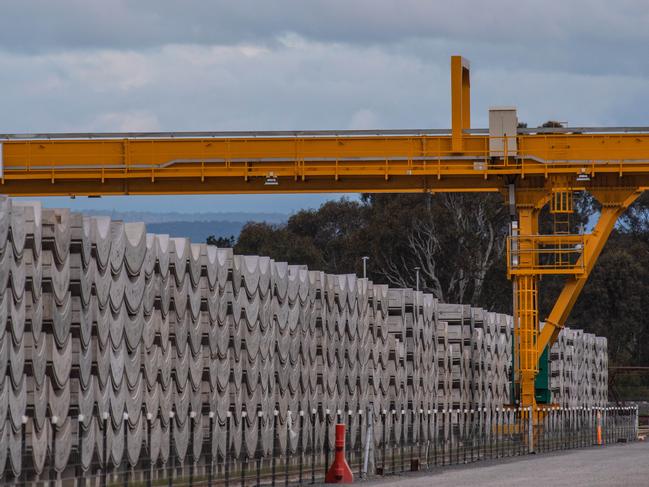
[3,0,648,214]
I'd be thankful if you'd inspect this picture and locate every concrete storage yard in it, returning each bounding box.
[0,195,625,484]
[0,46,647,485]
[2,0,649,484]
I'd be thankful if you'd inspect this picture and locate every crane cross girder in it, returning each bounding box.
[1,133,649,196]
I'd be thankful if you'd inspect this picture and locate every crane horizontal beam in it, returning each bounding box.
[2,132,649,196]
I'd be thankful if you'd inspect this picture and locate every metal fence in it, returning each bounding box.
[8,405,638,487]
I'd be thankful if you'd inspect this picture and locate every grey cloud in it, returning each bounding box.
[0,0,646,216]
[2,1,649,53]
[0,39,646,138]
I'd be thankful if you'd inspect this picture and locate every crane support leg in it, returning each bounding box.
[510,184,641,411]
[514,273,538,408]
[511,189,549,409]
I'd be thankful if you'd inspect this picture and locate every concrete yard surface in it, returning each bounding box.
[364,442,649,487]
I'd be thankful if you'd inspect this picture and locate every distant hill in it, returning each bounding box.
[76,209,287,224]
[74,209,288,243]
[147,220,245,242]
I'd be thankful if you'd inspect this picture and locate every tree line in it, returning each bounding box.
[208,192,649,370]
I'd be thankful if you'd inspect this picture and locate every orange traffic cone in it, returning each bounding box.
[325,424,354,483]
[597,410,602,445]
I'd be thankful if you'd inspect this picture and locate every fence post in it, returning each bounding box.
[444,409,449,466]
[468,409,474,462]
[146,414,153,487]
[208,412,214,487]
[381,410,386,474]
[517,407,522,456]
[455,408,462,465]
[123,412,129,487]
[362,407,373,478]
[225,411,231,487]
[241,410,247,487]
[418,409,424,468]
[75,415,83,487]
[357,409,363,479]
[345,409,353,477]
[528,406,533,454]
[557,406,565,450]
[504,408,509,457]
[188,411,196,487]
[449,409,454,465]
[51,415,59,485]
[410,409,416,469]
[271,410,278,487]
[584,407,588,447]
[400,409,405,472]
[102,413,108,487]
[619,407,623,442]
[283,411,291,487]
[432,410,437,467]
[391,410,396,474]
[169,411,175,487]
[425,410,431,467]
[477,408,482,461]
[255,410,263,487]
[460,410,465,464]
[569,407,573,448]
[324,409,331,479]
[493,408,498,459]
[311,408,316,484]
[572,407,577,448]
[503,407,507,458]
[299,410,305,484]
[584,408,589,447]
[572,407,576,448]
[537,408,542,453]
[480,408,485,461]
[73,415,82,487]
[619,407,622,442]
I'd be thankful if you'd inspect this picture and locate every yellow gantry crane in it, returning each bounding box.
[1,56,648,413]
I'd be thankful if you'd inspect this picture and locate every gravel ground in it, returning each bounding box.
[361,441,649,487]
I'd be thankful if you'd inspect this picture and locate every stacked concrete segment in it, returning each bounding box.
[0,198,608,479]
[550,327,608,407]
[3,200,38,477]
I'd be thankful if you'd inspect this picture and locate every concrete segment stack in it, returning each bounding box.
[550,326,607,408]
[0,197,609,479]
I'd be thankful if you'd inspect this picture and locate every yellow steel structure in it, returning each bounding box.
[1,56,648,415]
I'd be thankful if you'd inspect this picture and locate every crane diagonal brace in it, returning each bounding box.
[538,188,642,353]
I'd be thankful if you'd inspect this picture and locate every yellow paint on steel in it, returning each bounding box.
[507,234,587,276]
[2,133,649,196]
[538,188,641,354]
[451,55,471,152]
